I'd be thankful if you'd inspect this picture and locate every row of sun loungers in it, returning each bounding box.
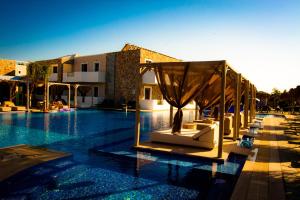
[0,101,26,112]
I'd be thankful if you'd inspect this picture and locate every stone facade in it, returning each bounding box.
[114,49,140,103]
[105,53,117,99]
[112,44,181,103]
[0,59,16,75]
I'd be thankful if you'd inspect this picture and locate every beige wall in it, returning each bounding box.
[0,59,16,75]
[74,54,106,72]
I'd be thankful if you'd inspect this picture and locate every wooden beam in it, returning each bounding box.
[237,74,242,138]
[254,87,257,115]
[233,73,240,140]
[194,103,198,120]
[218,63,227,158]
[244,80,249,128]
[249,84,254,123]
[134,71,142,147]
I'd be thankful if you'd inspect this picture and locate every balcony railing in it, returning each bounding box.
[63,71,105,83]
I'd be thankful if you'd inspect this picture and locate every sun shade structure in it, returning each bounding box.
[135,60,256,158]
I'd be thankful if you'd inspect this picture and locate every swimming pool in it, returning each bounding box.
[256,113,285,119]
[0,110,246,199]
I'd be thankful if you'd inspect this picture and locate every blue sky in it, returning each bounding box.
[0,0,299,92]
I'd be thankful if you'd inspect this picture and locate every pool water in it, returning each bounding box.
[256,113,285,119]
[0,110,246,200]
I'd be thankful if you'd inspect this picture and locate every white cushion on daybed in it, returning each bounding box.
[150,123,219,149]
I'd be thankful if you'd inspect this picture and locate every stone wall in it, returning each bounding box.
[105,52,117,99]
[114,49,140,103]
[114,45,181,103]
[0,59,16,75]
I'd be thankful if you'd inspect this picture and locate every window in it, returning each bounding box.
[144,87,152,100]
[53,66,58,73]
[94,63,99,72]
[94,87,98,97]
[81,64,88,72]
[145,59,152,63]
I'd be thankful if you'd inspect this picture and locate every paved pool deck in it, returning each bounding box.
[231,116,287,200]
[0,144,71,182]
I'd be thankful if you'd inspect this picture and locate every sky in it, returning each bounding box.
[0,0,299,93]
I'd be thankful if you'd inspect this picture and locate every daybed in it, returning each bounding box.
[151,122,219,149]
[194,113,233,135]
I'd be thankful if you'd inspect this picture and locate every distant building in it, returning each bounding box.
[0,59,28,104]
[1,44,196,110]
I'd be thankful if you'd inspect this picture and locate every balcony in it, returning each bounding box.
[142,71,157,84]
[63,71,105,83]
[49,73,58,82]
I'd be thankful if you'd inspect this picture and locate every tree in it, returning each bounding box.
[27,62,52,110]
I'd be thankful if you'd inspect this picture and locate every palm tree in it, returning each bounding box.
[27,62,51,110]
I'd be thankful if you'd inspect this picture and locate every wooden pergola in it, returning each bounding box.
[46,82,97,109]
[134,60,256,158]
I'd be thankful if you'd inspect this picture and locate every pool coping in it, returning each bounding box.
[0,144,72,182]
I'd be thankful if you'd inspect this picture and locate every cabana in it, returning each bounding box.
[134,60,256,159]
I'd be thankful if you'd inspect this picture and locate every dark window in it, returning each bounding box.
[53,66,58,73]
[144,88,151,100]
[81,64,88,72]
[82,96,85,103]
[94,63,99,72]
[94,87,98,97]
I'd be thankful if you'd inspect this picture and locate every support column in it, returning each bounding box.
[194,103,198,120]
[236,75,241,138]
[244,80,249,128]
[254,87,257,115]
[233,73,240,140]
[134,73,142,147]
[26,78,30,112]
[74,84,78,108]
[91,86,94,107]
[68,85,71,108]
[46,83,50,110]
[169,105,173,128]
[218,63,227,158]
[249,84,254,123]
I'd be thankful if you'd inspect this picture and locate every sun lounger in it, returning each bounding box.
[0,106,12,112]
[11,106,26,111]
[151,123,219,149]
[2,101,26,111]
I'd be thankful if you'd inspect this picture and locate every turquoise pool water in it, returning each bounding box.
[0,110,245,199]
